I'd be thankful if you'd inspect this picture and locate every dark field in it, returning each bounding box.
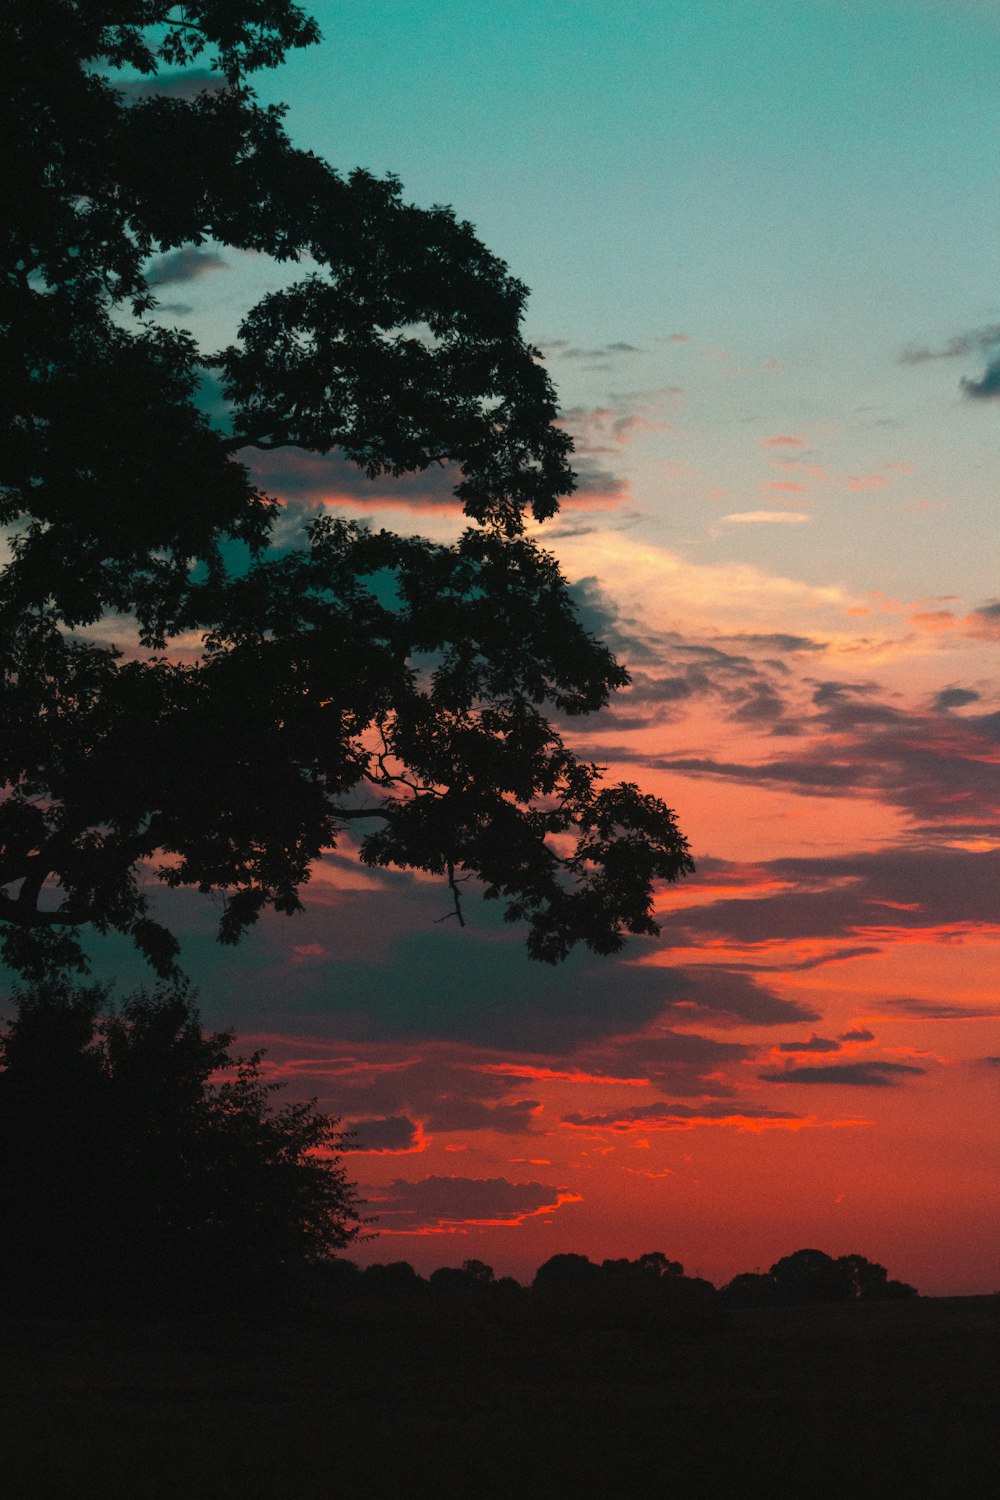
[2,1295,997,1499]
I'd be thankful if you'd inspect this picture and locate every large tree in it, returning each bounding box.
[1,0,693,980]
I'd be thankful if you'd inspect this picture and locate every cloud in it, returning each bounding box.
[646,753,865,792]
[932,687,980,711]
[479,1028,752,1100]
[576,1030,751,1097]
[561,1100,802,1131]
[757,1061,926,1086]
[117,69,226,101]
[762,435,805,447]
[640,681,1000,831]
[557,343,646,361]
[551,527,858,646]
[260,888,820,1055]
[261,1046,554,1140]
[146,246,228,287]
[839,1029,875,1043]
[244,446,462,513]
[347,1115,423,1153]
[899,325,1000,365]
[656,967,821,1027]
[776,1035,841,1054]
[570,458,632,506]
[422,1098,541,1134]
[271,930,678,1051]
[724,633,826,654]
[962,360,1000,400]
[368,1175,580,1233]
[244,443,628,516]
[674,847,1000,950]
[559,405,675,450]
[875,999,1000,1020]
[716,511,811,526]
[571,628,809,734]
[967,601,1000,638]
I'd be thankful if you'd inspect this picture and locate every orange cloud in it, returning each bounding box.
[472,1062,649,1087]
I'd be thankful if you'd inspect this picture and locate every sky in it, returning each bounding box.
[50,0,1000,1293]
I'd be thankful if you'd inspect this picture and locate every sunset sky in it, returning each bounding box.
[51,0,1000,1294]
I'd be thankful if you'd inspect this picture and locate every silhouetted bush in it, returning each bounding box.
[0,981,364,1314]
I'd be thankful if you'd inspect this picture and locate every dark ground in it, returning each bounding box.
[1,1295,996,1499]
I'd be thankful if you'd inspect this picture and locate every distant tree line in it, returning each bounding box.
[314,1247,917,1331]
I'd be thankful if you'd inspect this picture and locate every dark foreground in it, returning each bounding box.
[2,1296,996,1499]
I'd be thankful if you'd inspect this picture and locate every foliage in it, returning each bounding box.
[0,980,364,1312]
[533,1251,688,1288]
[1,0,694,979]
[721,1249,918,1307]
[528,1251,718,1331]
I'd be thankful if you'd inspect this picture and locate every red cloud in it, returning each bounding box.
[369,1175,582,1234]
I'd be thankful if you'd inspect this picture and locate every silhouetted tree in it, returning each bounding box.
[461,1258,496,1284]
[769,1249,852,1305]
[836,1253,917,1301]
[0,981,364,1312]
[533,1253,602,1290]
[359,1261,428,1310]
[1,0,693,982]
[722,1250,918,1307]
[719,1271,779,1309]
[601,1251,686,1282]
[532,1252,717,1331]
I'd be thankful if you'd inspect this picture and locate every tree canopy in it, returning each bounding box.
[1,0,693,980]
[721,1249,918,1308]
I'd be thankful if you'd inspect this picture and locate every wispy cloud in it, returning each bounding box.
[716,510,811,526]
[561,1100,802,1131]
[776,1035,841,1054]
[899,325,1000,365]
[147,246,228,287]
[875,999,1000,1020]
[758,1060,926,1087]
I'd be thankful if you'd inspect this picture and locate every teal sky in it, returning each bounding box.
[239,0,1000,605]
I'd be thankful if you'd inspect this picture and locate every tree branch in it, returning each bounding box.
[435,859,467,927]
[0,892,84,929]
